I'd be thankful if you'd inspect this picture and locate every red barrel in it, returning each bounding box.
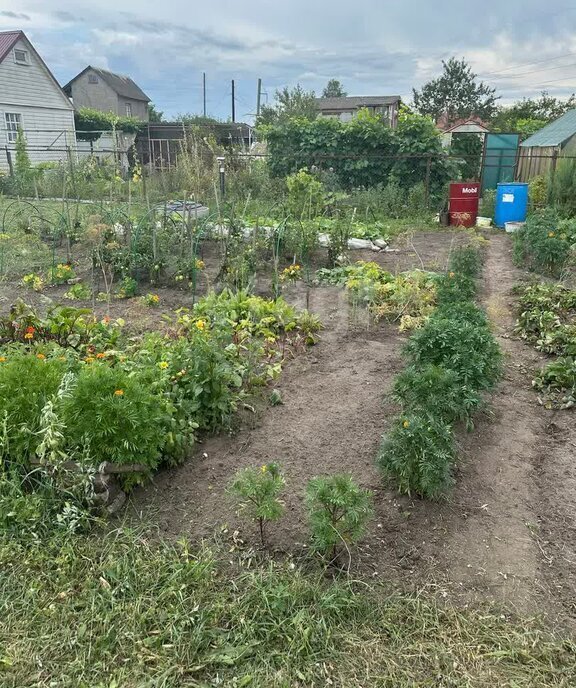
[449,182,480,228]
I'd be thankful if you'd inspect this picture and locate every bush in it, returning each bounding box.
[435,271,477,305]
[62,364,170,478]
[449,245,483,278]
[378,414,455,499]
[392,364,483,427]
[514,209,576,276]
[432,301,489,327]
[0,353,67,467]
[404,316,502,391]
[306,474,372,561]
[533,357,576,409]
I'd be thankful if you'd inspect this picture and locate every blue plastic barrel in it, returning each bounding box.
[494,182,529,228]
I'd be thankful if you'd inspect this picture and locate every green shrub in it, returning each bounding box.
[378,414,455,499]
[230,462,285,545]
[479,189,496,218]
[392,364,483,427]
[62,364,170,480]
[449,245,483,278]
[404,317,502,391]
[432,301,489,327]
[305,474,372,561]
[0,353,66,467]
[435,271,477,304]
[514,209,576,276]
[116,276,138,299]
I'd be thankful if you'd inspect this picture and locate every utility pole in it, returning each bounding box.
[256,78,262,118]
[231,79,235,123]
[202,72,206,117]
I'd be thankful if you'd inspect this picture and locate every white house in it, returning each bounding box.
[0,30,76,173]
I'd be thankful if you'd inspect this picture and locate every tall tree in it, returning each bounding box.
[491,91,576,138]
[256,84,317,126]
[322,79,347,98]
[413,58,498,124]
[147,103,164,122]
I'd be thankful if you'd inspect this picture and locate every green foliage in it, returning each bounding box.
[147,103,164,122]
[513,209,576,276]
[64,282,92,300]
[479,188,496,219]
[412,58,498,123]
[257,84,318,126]
[450,132,483,180]
[434,271,477,304]
[548,158,576,217]
[392,110,456,194]
[405,315,502,391]
[0,354,67,467]
[322,79,347,97]
[115,275,138,299]
[230,462,285,544]
[74,107,143,142]
[515,283,576,357]
[491,91,576,138]
[48,262,75,285]
[533,357,576,409]
[286,169,326,218]
[449,244,484,278]
[61,364,170,479]
[306,474,372,560]
[14,129,31,178]
[529,175,548,209]
[317,262,437,330]
[378,413,456,498]
[392,364,483,427]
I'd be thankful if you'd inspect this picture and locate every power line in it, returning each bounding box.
[478,50,576,78]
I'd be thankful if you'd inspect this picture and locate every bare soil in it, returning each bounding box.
[128,230,576,625]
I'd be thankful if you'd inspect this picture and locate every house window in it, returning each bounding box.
[125,103,132,117]
[5,113,22,144]
[88,74,99,84]
[14,49,29,65]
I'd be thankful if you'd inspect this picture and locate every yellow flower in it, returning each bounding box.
[402,420,410,428]
[96,352,106,359]
[448,272,455,278]
[0,356,6,363]
[36,353,46,360]
[114,389,124,396]
[195,259,205,270]
[195,319,206,331]
[261,465,268,473]
[548,231,555,238]
[58,356,66,362]
[85,356,95,363]
[24,332,34,340]
[158,361,169,370]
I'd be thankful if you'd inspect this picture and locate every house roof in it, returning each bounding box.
[520,109,576,147]
[63,66,151,102]
[0,30,22,64]
[0,30,74,109]
[315,95,400,110]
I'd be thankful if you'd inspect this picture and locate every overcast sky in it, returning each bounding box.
[2,0,576,120]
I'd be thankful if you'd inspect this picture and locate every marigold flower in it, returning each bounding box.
[96,352,106,359]
[158,361,169,370]
[114,389,124,396]
[85,356,95,363]
[24,333,34,340]
[0,356,6,363]
[195,319,206,331]
[36,353,46,360]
